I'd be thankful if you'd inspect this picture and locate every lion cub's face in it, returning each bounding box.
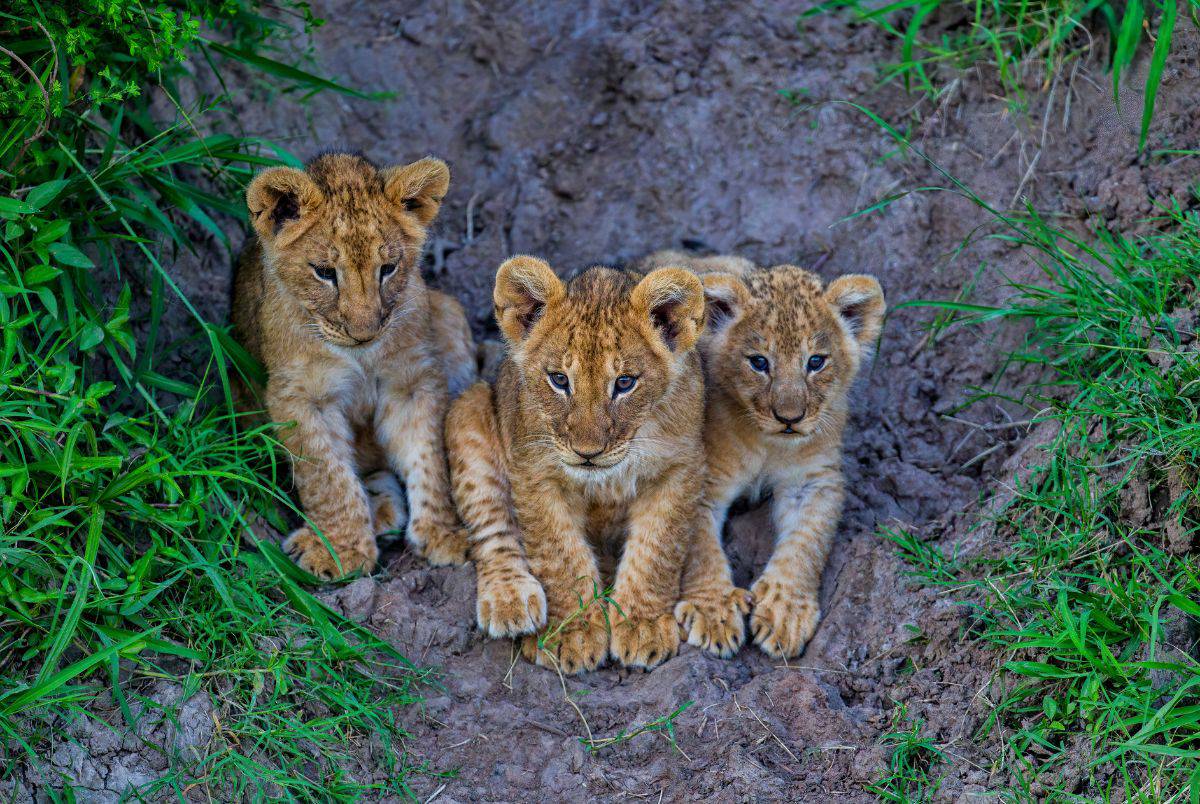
[702,266,885,440]
[494,258,704,476]
[245,153,449,347]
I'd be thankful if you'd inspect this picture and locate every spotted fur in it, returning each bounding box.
[446,257,707,673]
[232,152,473,579]
[640,250,885,659]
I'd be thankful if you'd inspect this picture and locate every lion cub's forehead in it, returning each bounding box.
[299,155,411,260]
[307,153,384,214]
[743,266,839,353]
[539,267,648,366]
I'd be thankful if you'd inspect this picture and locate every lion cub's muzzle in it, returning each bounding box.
[561,439,627,471]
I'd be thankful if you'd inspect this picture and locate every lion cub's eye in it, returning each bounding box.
[807,354,827,373]
[311,264,338,286]
[379,263,397,283]
[547,372,571,393]
[748,354,770,373]
[612,375,638,398]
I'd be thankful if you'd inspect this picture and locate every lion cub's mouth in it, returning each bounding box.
[776,425,817,439]
[322,329,377,348]
[563,455,626,473]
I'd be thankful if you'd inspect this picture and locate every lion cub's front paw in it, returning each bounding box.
[749,577,820,659]
[476,570,547,638]
[283,526,378,580]
[408,518,469,566]
[675,586,751,658]
[610,613,680,669]
[520,611,609,675]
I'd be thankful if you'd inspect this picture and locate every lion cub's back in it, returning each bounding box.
[231,238,268,366]
[634,249,755,277]
[427,289,477,397]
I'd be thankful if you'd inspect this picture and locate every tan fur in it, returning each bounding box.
[642,251,885,659]
[232,152,473,579]
[446,257,708,673]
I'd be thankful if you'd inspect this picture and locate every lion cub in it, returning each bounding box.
[233,152,474,579]
[642,251,885,659]
[445,257,708,673]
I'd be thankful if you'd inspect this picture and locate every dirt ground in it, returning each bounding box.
[14,1,1200,801]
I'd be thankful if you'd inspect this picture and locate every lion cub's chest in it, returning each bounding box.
[581,492,632,583]
[569,466,653,565]
[301,345,413,429]
[308,358,376,424]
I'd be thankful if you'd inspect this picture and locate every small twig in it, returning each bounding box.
[465,192,480,243]
[0,42,52,165]
[942,415,1037,433]
[528,720,569,737]
[960,441,1006,470]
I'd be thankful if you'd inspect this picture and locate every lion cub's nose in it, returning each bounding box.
[572,445,604,461]
[772,406,804,426]
[345,320,381,344]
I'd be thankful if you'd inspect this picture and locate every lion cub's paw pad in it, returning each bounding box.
[409,520,470,566]
[675,587,751,658]
[283,526,377,580]
[749,578,820,659]
[610,613,680,669]
[520,616,609,675]
[476,572,547,638]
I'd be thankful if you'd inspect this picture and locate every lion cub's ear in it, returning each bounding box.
[246,167,322,247]
[382,157,450,226]
[825,275,886,354]
[700,273,751,333]
[493,256,565,344]
[631,268,705,353]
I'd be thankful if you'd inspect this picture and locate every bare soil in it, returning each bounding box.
[13,1,1200,801]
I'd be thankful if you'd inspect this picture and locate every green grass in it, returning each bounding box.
[0,2,428,798]
[864,120,1199,796]
[582,700,695,755]
[946,205,1199,800]
[867,702,946,801]
[803,0,1197,148]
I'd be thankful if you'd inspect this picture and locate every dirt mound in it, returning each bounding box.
[11,0,1200,800]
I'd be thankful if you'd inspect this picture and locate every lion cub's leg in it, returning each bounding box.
[750,469,845,659]
[376,372,469,566]
[428,289,478,398]
[608,465,699,669]
[515,492,608,675]
[445,382,546,638]
[363,469,408,542]
[675,502,750,658]
[272,396,378,579]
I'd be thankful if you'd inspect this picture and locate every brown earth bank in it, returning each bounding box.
[9,0,1200,801]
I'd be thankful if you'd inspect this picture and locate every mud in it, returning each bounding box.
[12,0,1200,800]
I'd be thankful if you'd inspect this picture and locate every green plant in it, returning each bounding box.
[582,700,695,754]
[867,702,946,801]
[802,0,1197,148]
[881,524,963,584]
[854,104,1200,795]
[1,2,424,798]
[928,203,1200,798]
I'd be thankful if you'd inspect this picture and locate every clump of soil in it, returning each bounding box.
[10,1,1200,800]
